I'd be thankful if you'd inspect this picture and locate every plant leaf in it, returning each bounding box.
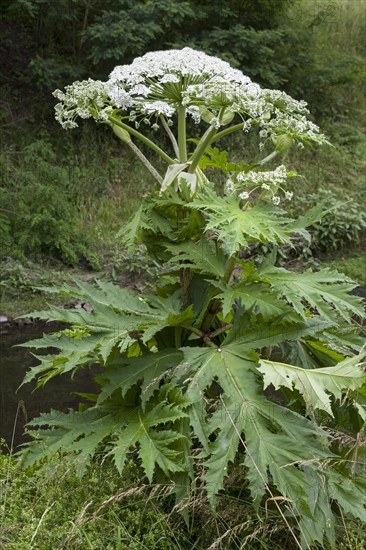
[258,354,366,416]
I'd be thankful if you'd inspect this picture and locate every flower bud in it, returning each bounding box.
[112,124,131,143]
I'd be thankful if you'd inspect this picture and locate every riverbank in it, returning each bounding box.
[0,254,148,321]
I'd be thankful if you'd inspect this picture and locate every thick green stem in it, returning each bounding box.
[180,267,192,309]
[257,150,278,166]
[209,323,233,339]
[109,115,174,165]
[185,325,204,338]
[210,123,245,144]
[188,125,217,174]
[177,105,187,162]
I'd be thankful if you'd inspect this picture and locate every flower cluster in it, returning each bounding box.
[228,165,296,205]
[236,165,288,187]
[108,47,250,90]
[52,47,327,148]
[53,79,112,129]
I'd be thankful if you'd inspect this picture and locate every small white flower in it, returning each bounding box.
[187,105,201,124]
[272,195,281,205]
[160,73,180,83]
[261,183,271,190]
[141,101,175,117]
[225,178,235,195]
[129,84,151,96]
[285,191,294,200]
[239,191,250,199]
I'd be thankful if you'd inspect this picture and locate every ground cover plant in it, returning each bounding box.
[18,48,366,549]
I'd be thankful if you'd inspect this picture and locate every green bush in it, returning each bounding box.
[0,140,99,267]
[294,189,366,256]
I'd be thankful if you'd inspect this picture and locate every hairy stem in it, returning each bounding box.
[160,115,180,159]
[127,141,163,184]
[177,105,187,162]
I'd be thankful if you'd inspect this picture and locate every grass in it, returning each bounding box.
[1,448,365,550]
[0,450,189,549]
[322,254,366,287]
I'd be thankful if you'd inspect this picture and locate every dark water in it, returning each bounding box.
[0,324,99,451]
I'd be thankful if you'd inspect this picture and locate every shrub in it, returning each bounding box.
[0,140,98,267]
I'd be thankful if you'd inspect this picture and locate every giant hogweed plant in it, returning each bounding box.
[20,49,366,548]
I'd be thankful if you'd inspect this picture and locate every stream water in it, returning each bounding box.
[0,324,99,451]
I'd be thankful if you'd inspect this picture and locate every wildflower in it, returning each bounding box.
[237,165,288,188]
[285,191,294,200]
[225,178,235,195]
[272,195,281,205]
[53,79,113,129]
[239,191,250,200]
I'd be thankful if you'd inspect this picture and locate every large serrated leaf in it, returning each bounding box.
[212,279,291,318]
[98,349,183,407]
[165,238,227,279]
[188,187,294,255]
[258,354,366,416]
[259,266,365,322]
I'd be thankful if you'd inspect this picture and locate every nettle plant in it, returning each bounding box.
[21,49,366,548]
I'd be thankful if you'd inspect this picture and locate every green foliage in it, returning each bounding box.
[293,190,366,255]
[322,255,366,287]
[6,11,365,546]
[0,140,99,266]
[2,0,363,122]
[20,177,366,548]
[4,447,365,549]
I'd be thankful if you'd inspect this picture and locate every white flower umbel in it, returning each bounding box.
[52,48,328,192]
[53,79,113,129]
[106,48,327,144]
[237,165,288,187]
[54,47,327,149]
[235,165,297,205]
